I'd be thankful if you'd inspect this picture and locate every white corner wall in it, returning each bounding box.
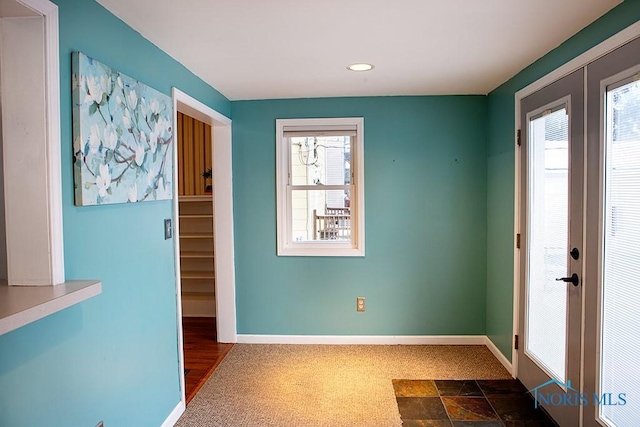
[0,72,6,281]
[0,0,64,286]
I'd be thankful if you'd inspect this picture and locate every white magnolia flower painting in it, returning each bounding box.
[73,52,173,205]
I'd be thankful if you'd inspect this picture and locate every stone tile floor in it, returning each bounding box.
[393,379,558,426]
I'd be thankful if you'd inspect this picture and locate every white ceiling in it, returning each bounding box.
[97,0,621,101]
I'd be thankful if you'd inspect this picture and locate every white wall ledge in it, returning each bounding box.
[0,280,101,335]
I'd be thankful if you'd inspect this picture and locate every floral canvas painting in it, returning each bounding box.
[72,52,173,205]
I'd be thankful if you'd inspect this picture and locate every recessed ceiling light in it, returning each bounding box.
[347,63,374,72]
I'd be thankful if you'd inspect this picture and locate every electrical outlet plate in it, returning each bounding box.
[357,296,365,312]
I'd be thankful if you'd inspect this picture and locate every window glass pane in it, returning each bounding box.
[290,136,351,187]
[277,118,363,256]
[291,190,351,242]
[600,80,640,425]
[526,108,569,382]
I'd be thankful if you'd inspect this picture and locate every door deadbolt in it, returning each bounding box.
[570,247,580,260]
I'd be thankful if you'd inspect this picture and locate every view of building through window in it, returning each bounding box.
[290,135,351,241]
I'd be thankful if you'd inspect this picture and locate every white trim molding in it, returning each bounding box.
[161,401,184,427]
[171,88,236,409]
[484,336,515,376]
[237,334,487,345]
[171,89,236,343]
[238,335,514,374]
[42,3,64,285]
[237,334,514,375]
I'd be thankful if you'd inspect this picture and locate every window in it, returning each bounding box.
[276,118,364,256]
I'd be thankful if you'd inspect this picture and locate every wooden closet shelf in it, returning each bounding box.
[182,291,215,300]
[179,195,213,202]
[180,251,214,259]
[180,233,214,239]
[182,272,215,280]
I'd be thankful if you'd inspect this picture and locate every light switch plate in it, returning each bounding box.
[164,218,172,239]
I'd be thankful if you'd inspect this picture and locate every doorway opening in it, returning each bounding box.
[172,89,236,406]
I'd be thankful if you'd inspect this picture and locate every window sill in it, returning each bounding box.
[278,244,365,257]
[0,280,102,335]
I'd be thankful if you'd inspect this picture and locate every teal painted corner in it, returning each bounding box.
[231,96,489,336]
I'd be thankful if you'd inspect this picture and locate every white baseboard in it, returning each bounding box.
[161,400,185,427]
[484,336,514,376]
[236,334,487,345]
[236,335,515,376]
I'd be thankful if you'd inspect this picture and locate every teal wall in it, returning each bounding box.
[486,0,640,360]
[0,1,229,426]
[231,96,488,335]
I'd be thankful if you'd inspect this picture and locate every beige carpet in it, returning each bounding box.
[176,344,512,427]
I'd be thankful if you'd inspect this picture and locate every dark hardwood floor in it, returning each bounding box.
[183,317,233,403]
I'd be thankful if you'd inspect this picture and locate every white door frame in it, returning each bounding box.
[513,17,640,410]
[171,88,236,406]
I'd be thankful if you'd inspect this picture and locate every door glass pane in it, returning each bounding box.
[526,107,569,382]
[600,80,640,425]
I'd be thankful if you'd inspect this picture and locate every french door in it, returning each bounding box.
[519,35,640,427]
[519,69,584,426]
[583,36,640,427]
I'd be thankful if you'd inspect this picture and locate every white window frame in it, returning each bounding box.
[276,117,365,256]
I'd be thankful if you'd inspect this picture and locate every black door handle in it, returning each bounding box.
[556,273,580,286]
